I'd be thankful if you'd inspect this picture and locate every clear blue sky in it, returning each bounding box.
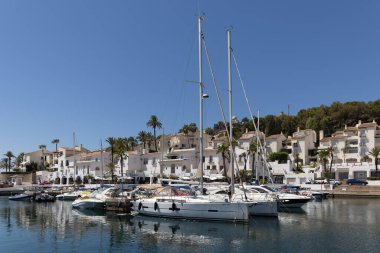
[1,0,380,155]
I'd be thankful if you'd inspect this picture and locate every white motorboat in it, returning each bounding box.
[57,190,90,201]
[132,187,249,222]
[9,193,31,201]
[72,188,114,210]
[246,185,312,209]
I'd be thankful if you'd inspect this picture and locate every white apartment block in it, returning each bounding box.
[318,120,380,180]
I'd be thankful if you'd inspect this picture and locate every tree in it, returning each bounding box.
[369,147,380,176]
[179,123,197,147]
[106,162,116,183]
[106,137,116,164]
[146,115,162,152]
[268,152,288,163]
[318,149,330,178]
[246,142,257,173]
[146,132,154,151]
[137,131,148,149]
[326,146,335,178]
[1,158,8,171]
[39,144,46,151]
[51,139,60,152]
[4,151,15,172]
[239,152,248,171]
[127,137,137,151]
[16,153,24,168]
[115,138,129,180]
[205,127,214,136]
[217,143,230,180]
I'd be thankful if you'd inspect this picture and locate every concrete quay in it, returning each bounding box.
[0,186,25,196]
[331,185,380,197]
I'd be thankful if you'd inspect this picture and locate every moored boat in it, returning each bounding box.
[9,193,31,201]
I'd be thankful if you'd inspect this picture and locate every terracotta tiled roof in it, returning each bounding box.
[266,134,286,140]
[358,122,378,129]
[343,127,358,132]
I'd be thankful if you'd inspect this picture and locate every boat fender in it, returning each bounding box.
[138,202,142,211]
[154,202,159,211]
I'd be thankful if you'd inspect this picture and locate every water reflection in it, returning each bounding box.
[1,197,380,253]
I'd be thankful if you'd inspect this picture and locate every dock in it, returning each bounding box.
[331,185,380,197]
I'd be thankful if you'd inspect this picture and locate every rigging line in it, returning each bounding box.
[231,50,274,185]
[203,38,243,185]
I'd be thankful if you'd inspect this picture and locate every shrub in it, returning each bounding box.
[367,176,380,181]
[268,152,289,163]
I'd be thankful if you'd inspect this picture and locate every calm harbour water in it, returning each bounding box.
[0,196,379,253]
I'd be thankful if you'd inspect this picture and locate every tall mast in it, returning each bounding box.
[73,132,76,185]
[227,28,234,194]
[198,16,204,192]
[100,139,104,181]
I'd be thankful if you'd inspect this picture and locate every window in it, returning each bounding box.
[171,164,175,174]
[66,160,69,166]
[293,143,299,148]
[152,158,156,165]
[95,158,98,162]
[220,165,224,171]
[209,156,213,162]
[95,167,100,171]
[206,165,210,170]
[143,158,148,165]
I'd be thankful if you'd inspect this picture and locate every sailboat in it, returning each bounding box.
[197,27,278,217]
[131,16,249,222]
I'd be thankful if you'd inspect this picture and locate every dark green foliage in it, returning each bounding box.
[206,100,380,139]
[268,152,289,163]
[26,161,38,172]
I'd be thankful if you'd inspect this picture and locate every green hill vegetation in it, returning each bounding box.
[206,100,380,139]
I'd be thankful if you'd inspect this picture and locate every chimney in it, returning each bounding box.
[345,124,347,129]
[319,130,324,141]
[358,120,362,125]
[297,127,300,132]
[246,128,248,134]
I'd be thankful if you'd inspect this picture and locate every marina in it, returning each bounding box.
[0,195,379,253]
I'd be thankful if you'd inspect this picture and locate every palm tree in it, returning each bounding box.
[1,158,8,171]
[115,138,129,180]
[106,137,116,164]
[248,142,257,172]
[39,144,46,151]
[326,146,335,178]
[369,147,380,176]
[217,143,230,180]
[137,131,148,149]
[51,139,60,152]
[16,153,24,168]
[239,152,248,171]
[146,115,162,152]
[146,132,154,151]
[318,149,329,178]
[127,137,137,151]
[106,162,116,182]
[4,151,15,172]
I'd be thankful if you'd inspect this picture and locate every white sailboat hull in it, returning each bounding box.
[132,197,249,222]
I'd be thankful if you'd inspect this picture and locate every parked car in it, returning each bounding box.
[346,179,368,186]
[329,179,342,185]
